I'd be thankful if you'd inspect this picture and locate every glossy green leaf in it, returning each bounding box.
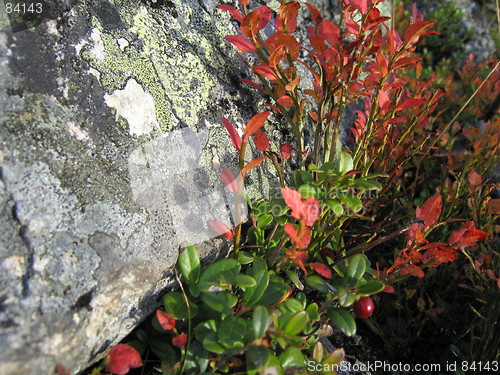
[201,291,238,315]
[279,346,306,369]
[339,291,356,307]
[285,270,304,290]
[356,280,385,295]
[328,308,356,336]
[306,275,330,294]
[256,281,289,306]
[283,310,308,335]
[194,320,218,343]
[164,291,198,319]
[352,178,382,191]
[284,298,304,313]
[320,161,336,173]
[325,199,344,216]
[150,340,177,361]
[252,305,269,340]
[202,332,226,354]
[298,184,320,198]
[218,316,247,347]
[238,251,254,265]
[338,151,354,175]
[243,269,270,307]
[234,274,256,288]
[199,259,240,282]
[346,254,366,281]
[184,341,209,374]
[257,213,274,228]
[247,346,273,375]
[306,303,320,321]
[338,192,363,212]
[178,244,201,287]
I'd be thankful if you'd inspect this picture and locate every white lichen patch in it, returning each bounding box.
[104,78,159,136]
[117,37,129,51]
[67,121,89,141]
[90,28,106,62]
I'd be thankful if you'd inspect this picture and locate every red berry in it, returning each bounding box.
[353,296,375,318]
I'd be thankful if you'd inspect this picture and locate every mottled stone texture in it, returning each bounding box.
[0,0,283,373]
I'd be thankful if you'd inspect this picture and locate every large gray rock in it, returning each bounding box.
[0,0,291,374]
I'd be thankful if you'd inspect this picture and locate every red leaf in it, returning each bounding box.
[346,0,369,14]
[399,264,425,278]
[282,187,304,220]
[172,333,188,349]
[301,197,320,226]
[219,168,239,193]
[238,0,250,7]
[210,221,233,240]
[156,310,176,330]
[275,1,300,33]
[305,3,323,25]
[378,90,390,110]
[222,117,242,151]
[216,4,243,23]
[254,5,273,30]
[392,56,422,71]
[253,64,278,80]
[280,144,292,160]
[269,46,285,68]
[105,344,143,375]
[318,20,340,45]
[285,223,311,249]
[382,285,395,293]
[416,194,442,228]
[254,130,270,151]
[224,35,255,53]
[285,248,309,273]
[468,170,482,188]
[277,95,295,108]
[241,157,267,176]
[285,76,301,91]
[399,98,425,110]
[241,78,267,94]
[404,20,438,45]
[309,262,332,279]
[241,11,260,39]
[422,247,457,268]
[449,221,487,250]
[243,111,270,141]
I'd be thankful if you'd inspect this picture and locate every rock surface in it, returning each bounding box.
[0,0,284,374]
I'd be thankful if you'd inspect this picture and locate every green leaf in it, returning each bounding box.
[338,291,356,308]
[338,151,354,175]
[283,310,308,336]
[279,346,306,369]
[284,298,304,313]
[324,348,345,368]
[325,199,344,216]
[218,316,247,347]
[164,291,198,319]
[352,178,382,191]
[257,213,274,228]
[328,308,356,336]
[252,305,269,340]
[306,303,320,321]
[201,291,238,315]
[184,341,209,374]
[256,281,289,306]
[200,259,240,282]
[243,269,270,308]
[356,280,385,295]
[298,184,320,198]
[178,244,201,287]
[246,346,272,375]
[194,320,218,343]
[202,332,226,354]
[285,270,304,290]
[320,161,336,173]
[238,251,254,265]
[150,340,178,361]
[234,274,257,288]
[346,254,366,281]
[306,275,330,294]
[338,192,363,212]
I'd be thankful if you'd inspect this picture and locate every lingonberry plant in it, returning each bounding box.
[90,1,497,374]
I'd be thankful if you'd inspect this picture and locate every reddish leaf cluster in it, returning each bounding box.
[105,344,143,375]
[282,188,320,227]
